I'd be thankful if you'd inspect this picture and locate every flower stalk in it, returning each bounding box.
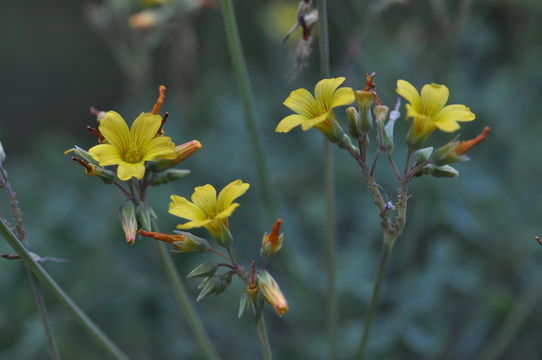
[220,0,276,219]
[0,217,129,360]
[316,0,338,357]
[256,314,273,360]
[0,163,61,360]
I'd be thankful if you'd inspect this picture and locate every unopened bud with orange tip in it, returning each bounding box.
[260,219,284,259]
[432,127,490,165]
[257,270,288,317]
[119,201,137,244]
[138,230,210,252]
[129,10,159,30]
[71,157,115,184]
[150,140,203,171]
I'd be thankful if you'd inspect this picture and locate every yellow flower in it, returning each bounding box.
[276,77,355,141]
[396,80,476,148]
[88,111,177,181]
[168,180,250,245]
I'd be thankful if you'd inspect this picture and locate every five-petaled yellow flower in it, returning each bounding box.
[168,180,250,244]
[88,111,177,181]
[276,77,354,141]
[396,80,476,148]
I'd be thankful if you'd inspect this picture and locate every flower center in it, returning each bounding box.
[123,142,143,163]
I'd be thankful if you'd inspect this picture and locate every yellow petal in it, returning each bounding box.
[405,103,430,122]
[117,161,145,181]
[169,195,206,221]
[143,136,177,161]
[314,77,345,112]
[130,113,162,149]
[217,180,250,212]
[331,87,355,108]
[98,111,131,151]
[420,83,449,116]
[176,219,212,229]
[434,119,460,132]
[283,88,317,118]
[435,104,476,123]
[215,203,240,219]
[191,184,217,215]
[88,144,122,166]
[300,112,328,131]
[396,80,421,109]
[275,114,305,133]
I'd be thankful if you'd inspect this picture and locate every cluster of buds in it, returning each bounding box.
[239,264,289,319]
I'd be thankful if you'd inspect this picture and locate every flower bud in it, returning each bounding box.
[346,106,361,139]
[129,10,159,30]
[374,105,394,154]
[135,204,156,232]
[257,270,288,317]
[196,277,222,302]
[428,164,459,178]
[139,230,210,252]
[0,141,5,163]
[71,157,116,184]
[119,201,137,244]
[150,140,203,171]
[187,263,218,279]
[355,90,373,133]
[432,127,490,165]
[414,147,433,163]
[151,169,191,185]
[260,219,284,259]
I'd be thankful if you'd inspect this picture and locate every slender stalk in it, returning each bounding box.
[316,1,338,358]
[220,0,276,219]
[0,218,129,360]
[478,279,542,360]
[256,314,273,360]
[1,166,60,359]
[356,233,396,359]
[27,270,61,360]
[386,155,402,182]
[149,219,220,360]
[324,140,338,358]
[153,241,220,360]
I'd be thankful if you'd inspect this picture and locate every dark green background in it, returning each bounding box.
[1,0,542,359]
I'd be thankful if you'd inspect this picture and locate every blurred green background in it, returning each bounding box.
[1,0,542,359]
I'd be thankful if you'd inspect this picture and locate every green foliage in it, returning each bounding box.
[1,0,542,359]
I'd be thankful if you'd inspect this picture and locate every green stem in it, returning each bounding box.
[317,0,337,358]
[1,165,60,359]
[221,0,276,219]
[356,233,396,359]
[150,220,220,360]
[478,279,542,360]
[317,0,331,77]
[256,315,273,360]
[0,218,129,360]
[324,140,338,359]
[27,271,61,360]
